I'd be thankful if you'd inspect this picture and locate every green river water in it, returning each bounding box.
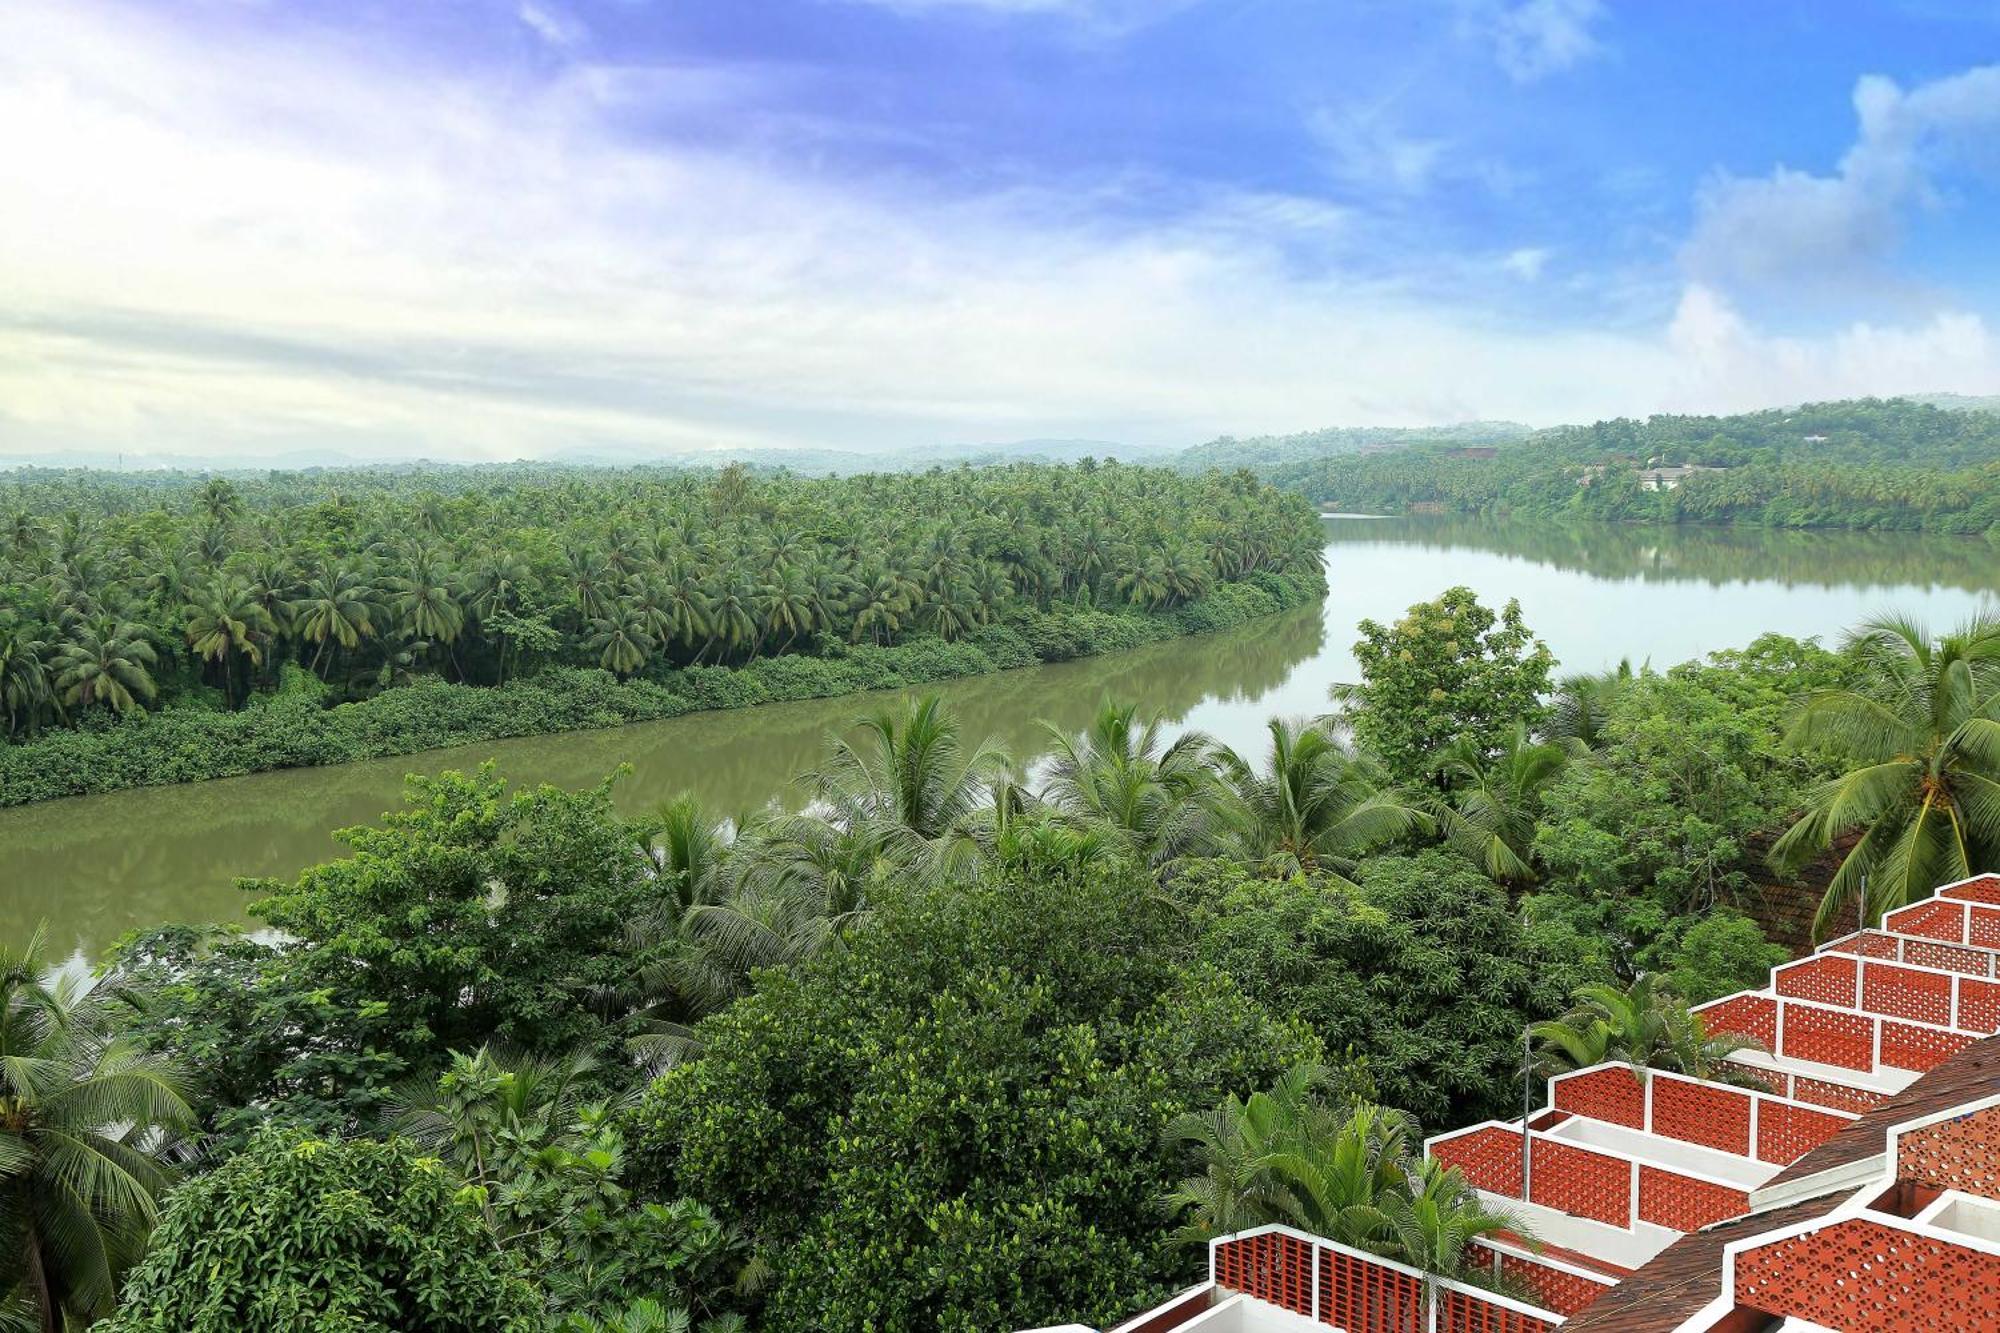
[6,516,1998,957]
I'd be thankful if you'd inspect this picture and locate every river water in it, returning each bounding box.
[7,516,1998,956]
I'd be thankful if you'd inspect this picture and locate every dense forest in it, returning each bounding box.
[0,462,1323,805]
[1253,398,2000,533]
[10,584,1998,1332]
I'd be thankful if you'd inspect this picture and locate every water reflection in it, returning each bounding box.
[4,606,1324,953]
[1328,515,2000,594]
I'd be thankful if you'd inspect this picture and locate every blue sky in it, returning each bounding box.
[3,0,1999,461]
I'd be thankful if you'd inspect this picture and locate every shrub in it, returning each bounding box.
[103,1127,539,1332]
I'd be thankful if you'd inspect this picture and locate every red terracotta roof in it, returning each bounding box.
[1765,1033,2000,1186]
[1563,1033,2000,1332]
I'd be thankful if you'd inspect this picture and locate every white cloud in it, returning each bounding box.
[517,2,587,49]
[1665,283,2000,409]
[832,0,1202,34]
[1309,108,1449,195]
[1685,64,2000,296]
[1,2,1993,465]
[1501,247,1550,280]
[1487,0,1606,83]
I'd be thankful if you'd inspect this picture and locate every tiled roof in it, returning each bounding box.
[1765,1031,2000,1186]
[1557,1193,1855,1333]
[1555,1031,2000,1331]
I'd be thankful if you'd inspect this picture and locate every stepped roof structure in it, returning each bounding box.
[1036,875,2000,1333]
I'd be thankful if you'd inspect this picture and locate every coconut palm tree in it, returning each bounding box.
[0,619,53,738]
[806,694,1009,879]
[566,546,615,627]
[585,609,654,679]
[49,620,156,716]
[195,478,242,527]
[1772,613,2000,938]
[182,578,275,707]
[1038,701,1221,870]
[1216,718,1430,883]
[849,573,915,647]
[1,929,195,1332]
[922,582,975,642]
[754,569,817,655]
[1548,660,1636,751]
[1531,973,1765,1085]
[464,553,531,624]
[702,577,758,664]
[726,812,878,940]
[386,551,464,668]
[293,565,378,678]
[1430,724,1571,883]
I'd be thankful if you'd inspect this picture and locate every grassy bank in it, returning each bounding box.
[0,572,1321,807]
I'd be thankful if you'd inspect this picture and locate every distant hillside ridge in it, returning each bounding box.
[1913,392,2000,415]
[1173,421,1533,472]
[1252,397,2000,534]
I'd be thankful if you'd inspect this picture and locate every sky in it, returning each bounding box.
[3,0,2000,463]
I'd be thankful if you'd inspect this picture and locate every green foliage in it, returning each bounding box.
[1175,423,1533,474]
[1655,911,1789,1005]
[1772,613,2000,937]
[112,925,406,1151]
[1038,700,1224,869]
[624,855,1319,1333]
[1265,397,2000,534]
[0,931,194,1331]
[249,767,658,1061]
[0,574,1321,808]
[1529,973,1766,1085]
[101,1127,540,1333]
[1428,723,1571,883]
[1214,717,1429,882]
[1532,664,1813,963]
[803,692,1008,878]
[1344,587,1554,785]
[1180,851,1603,1128]
[0,461,1326,807]
[387,1048,749,1324]
[1162,1068,1522,1294]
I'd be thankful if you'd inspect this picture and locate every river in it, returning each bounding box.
[7,515,1999,956]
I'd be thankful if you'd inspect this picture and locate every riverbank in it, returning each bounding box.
[0,572,1322,808]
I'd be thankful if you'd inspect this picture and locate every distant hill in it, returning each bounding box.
[1256,396,2000,534]
[1173,422,1533,473]
[1912,393,2000,415]
[546,436,1157,475]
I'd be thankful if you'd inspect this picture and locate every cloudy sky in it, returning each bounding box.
[4,1,1999,462]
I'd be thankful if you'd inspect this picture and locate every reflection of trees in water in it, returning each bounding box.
[569,603,1322,811]
[1324,516,2000,594]
[1,607,1325,953]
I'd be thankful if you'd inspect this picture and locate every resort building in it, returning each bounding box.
[1035,875,2000,1332]
[1635,466,1726,492]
